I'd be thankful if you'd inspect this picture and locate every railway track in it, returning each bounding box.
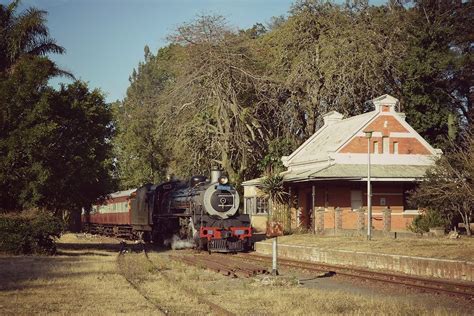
[116,249,168,315]
[144,251,236,316]
[115,241,235,316]
[115,238,473,302]
[169,252,269,278]
[234,253,474,300]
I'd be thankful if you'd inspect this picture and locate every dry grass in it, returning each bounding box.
[0,234,158,315]
[146,252,469,316]
[0,234,471,315]
[117,253,213,315]
[272,234,474,261]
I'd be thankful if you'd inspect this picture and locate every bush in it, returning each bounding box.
[0,210,64,254]
[408,210,448,234]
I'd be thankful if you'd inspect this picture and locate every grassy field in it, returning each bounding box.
[272,234,474,261]
[0,235,158,315]
[0,234,472,315]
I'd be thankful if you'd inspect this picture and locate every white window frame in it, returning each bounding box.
[256,197,269,214]
[373,141,379,154]
[382,137,389,154]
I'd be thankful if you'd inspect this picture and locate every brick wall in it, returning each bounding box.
[318,208,414,233]
[338,113,432,155]
[341,208,358,229]
[294,182,407,212]
[364,115,408,134]
[340,136,430,154]
[291,182,416,232]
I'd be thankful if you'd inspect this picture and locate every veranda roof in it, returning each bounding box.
[282,164,429,182]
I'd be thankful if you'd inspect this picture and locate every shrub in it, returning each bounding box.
[408,210,448,234]
[0,210,64,254]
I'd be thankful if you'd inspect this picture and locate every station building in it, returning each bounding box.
[243,95,442,234]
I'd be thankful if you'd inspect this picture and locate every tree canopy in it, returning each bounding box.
[0,1,115,228]
[115,0,473,189]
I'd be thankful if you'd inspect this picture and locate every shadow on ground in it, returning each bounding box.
[57,242,122,253]
[0,255,115,291]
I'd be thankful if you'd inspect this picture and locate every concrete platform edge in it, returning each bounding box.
[255,241,474,282]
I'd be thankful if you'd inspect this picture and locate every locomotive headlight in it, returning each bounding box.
[218,176,229,185]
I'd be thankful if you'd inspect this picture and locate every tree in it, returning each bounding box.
[399,0,474,149]
[114,0,472,189]
[0,55,59,210]
[410,134,474,235]
[258,138,295,175]
[0,0,71,77]
[113,45,178,188]
[36,82,116,221]
[166,15,268,182]
[260,0,407,137]
[0,2,115,233]
[0,77,116,229]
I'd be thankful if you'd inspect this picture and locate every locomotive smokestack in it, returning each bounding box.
[210,168,222,184]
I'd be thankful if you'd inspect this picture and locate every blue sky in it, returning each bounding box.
[14,0,385,103]
[14,0,294,102]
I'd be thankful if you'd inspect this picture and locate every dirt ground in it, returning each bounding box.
[0,234,472,315]
[273,234,474,261]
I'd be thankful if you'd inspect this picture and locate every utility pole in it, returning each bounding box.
[272,237,279,275]
[365,131,373,241]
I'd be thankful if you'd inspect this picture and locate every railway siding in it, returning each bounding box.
[255,241,474,282]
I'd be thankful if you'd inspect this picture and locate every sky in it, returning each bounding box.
[13,0,296,102]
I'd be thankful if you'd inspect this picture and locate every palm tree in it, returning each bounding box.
[0,0,72,77]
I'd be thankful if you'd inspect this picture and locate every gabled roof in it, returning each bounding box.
[284,111,377,165]
[243,94,440,186]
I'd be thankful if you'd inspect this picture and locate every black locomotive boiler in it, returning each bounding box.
[130,170,252,252]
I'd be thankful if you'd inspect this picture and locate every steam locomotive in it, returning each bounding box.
[82,170,253,252]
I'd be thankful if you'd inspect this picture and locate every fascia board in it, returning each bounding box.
[359,177,422,182]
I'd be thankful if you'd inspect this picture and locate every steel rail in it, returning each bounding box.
[169,253,268,278]
[116,240,236,315]
[116,251,168,315]
[236,253,474,299]
[146,252,236,316]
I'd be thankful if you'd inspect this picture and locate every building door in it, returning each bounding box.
[351,190,362,210]
[304,192,312,229]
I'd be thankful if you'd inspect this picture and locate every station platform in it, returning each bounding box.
[254,237,474,282]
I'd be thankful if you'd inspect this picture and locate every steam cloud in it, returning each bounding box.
[164,234,194,250]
